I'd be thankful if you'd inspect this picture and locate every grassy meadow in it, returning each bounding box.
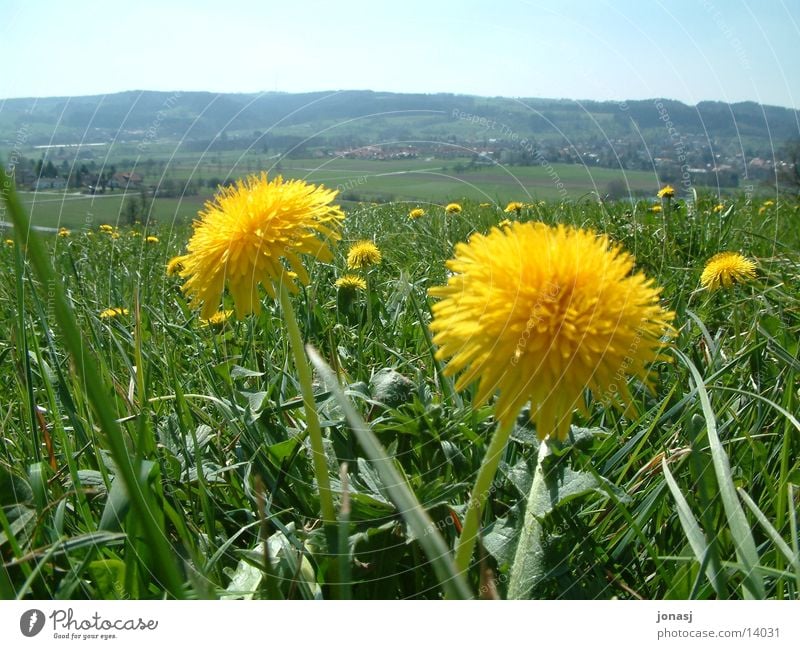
[1,182,799,600]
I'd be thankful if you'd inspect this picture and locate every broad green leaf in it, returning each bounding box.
[507,438,617,599]
[99,461,156,532]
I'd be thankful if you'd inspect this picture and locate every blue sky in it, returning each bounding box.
[1,0,798,107]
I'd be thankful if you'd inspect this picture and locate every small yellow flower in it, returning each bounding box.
[5,239,14,246]
[498,218,512,228]
[347,240,382,269]
[763,200,775,207]
[712,204,724,213]
[199,309,233,328]
[130,230,141,237]
[335,274,367,291]
[146,236,159,243]
[651,205,663,213]
[58,227,70,237]
[111,232,120,239]
[657,185,675,199]
[99,224,114,233]
[409,208,425,220]
[99,307,129,319]
[700,252,756,291]
[758,206,766,215]
[445,203,462,214]
[479,203,492,208]
[504,201,525,213]
[429,222,674,441]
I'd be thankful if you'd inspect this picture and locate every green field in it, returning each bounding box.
[13,156,664,230]
[2,174,799,600]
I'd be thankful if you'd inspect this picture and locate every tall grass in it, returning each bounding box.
[1,183,798,599]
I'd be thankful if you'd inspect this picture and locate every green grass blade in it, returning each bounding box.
[662,457,726,597]
[674,349,765,599]
[306,344,472,600]
[737,487,800,578]
[0,166,185,597]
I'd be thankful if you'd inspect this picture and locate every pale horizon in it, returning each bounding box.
[2,87,798,112]
[1,0,798,110]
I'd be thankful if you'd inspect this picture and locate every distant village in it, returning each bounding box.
[9,130,795,198]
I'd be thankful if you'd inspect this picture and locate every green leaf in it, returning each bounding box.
[0,466,33,507]
[0,507,36,548]
[306,345,472,600]
[369,368,415,408]
[99,461,156,532]
[738,487,800,579]
[221,559,263,600]
[507,439,616,599]
[230,365,265,379]
[0,167,184,597]
[674,350,765,599]
[662,457,726,597]
[483,510,522,568]
[241,390,269,413]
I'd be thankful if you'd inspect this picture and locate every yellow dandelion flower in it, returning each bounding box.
[347,240,382,269]
[409,208,426,220]
[445,203,462,214]
[504,201,525,213]
[651,204,662,213]
[111,232,120,239]
[479,203,492,208]
[58,227,70,237]
[5,239,14,246]
[700,252,756,291]
[657,185,675,198]
[166,255,186,277]
[429,222,674,441]
[335,274,367,291]
[498,218,512,228]
[758,206,767,215]
[146,236,159,243]
[99,307,129,319]
[199,309,234,328]
[130,231,141,237]
[178,173,344,319]
[713,204,724,213]
[99,224,114,233]
[763,200,775,207]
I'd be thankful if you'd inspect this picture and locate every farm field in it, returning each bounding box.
[10,156,669,230]
[1,172,799,600]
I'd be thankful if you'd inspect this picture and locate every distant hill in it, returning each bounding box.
[1,90,797,151]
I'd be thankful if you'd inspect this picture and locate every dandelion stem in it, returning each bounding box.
[453,417,515,580]
[365,271,373,330]
[278,283,338,532]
